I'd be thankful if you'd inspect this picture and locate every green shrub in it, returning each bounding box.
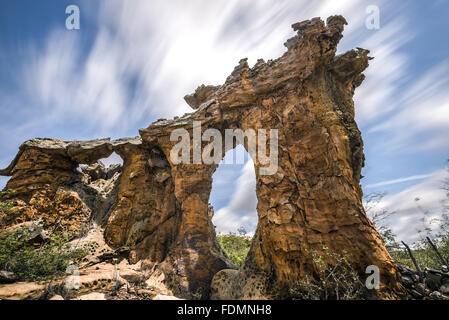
[0,189,17,198]
[0,189,18,223]
[290,246,365,300]
[0,228,88,281]
[389,232,449,270]
[217,232,251,266]
[365,184,449,271]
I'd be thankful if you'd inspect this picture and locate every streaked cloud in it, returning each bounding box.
[369,59,449,152]
[1,0,373,137]
[374,169,448,243]
[365,173,434,188]
[212,159,258,235]
[354,19,413,125]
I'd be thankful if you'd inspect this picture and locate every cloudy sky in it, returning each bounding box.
[0,0,448,243]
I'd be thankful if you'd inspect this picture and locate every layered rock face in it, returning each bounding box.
[0,16,403,299]
[0,138,132,236]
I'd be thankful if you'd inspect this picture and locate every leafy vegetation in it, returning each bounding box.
[217,227,251,266]
[366,161,449,271]
[0,189,17,198]
[385,212,449,270]
[0,188,88,281]
[0,189,19,223]
[0,228,88,281]
[290,246,365,300]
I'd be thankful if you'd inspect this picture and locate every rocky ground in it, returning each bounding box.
[0,161,182,300]
[0,225,182,300]
[399,265,449,300]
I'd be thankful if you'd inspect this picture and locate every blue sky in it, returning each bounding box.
[0,0,448,242]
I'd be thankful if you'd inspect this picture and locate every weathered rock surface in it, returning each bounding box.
[0,138,136,237]
[0,259,166,300]
[0,16,403,299]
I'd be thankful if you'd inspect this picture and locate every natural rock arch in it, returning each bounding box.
[209,146,258,237]
[0,16,403,299]
[135,16,402,299]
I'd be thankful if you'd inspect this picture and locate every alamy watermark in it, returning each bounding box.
[170,121,279,175]
[65,5,80,30]
[64,264,123,291]
[65,265,80,290]
[365,5,380,30]
[365,265,380,290]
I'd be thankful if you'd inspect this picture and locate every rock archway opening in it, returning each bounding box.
[209,145,258,266]
[78,151,123,177]
[0,16,405,299]
[77,151,124,226]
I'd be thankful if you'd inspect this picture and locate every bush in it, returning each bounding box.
[365,161,449,272]
[217,232,251,266]
[390,232,449,270]
[385,196,449,270]
[290,246,366,300]
[0,228,87,281]
[0,189,19,223]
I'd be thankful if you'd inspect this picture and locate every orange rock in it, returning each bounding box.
[0,16,403,299]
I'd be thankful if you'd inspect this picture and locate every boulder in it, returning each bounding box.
[440,285,449,295]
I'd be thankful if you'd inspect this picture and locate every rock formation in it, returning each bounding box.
[0,16,404,299]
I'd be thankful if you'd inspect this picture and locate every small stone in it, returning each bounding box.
[49,295,64,300]
[425,273,442,291]
[0,271,18,284]
[410,290,423,299]
[400,275,414,288]
[430,291,449,300]
[440,285,449,294]
[401,268,415,276]
[416,283,429,296]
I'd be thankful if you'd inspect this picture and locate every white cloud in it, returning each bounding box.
[354,19,413,125]
[372,169,449,243]
[212,159,258,235]
[365,173,434,188]
[368,59,449,152]
[3,0,377,138]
